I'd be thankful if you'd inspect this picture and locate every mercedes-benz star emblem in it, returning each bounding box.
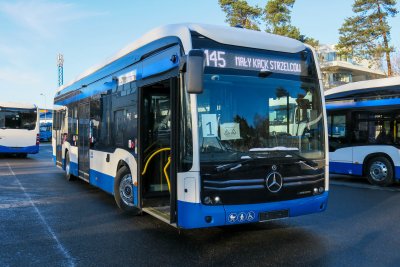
[266,171,283,193]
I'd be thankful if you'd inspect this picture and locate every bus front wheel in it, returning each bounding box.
[366,157,393,186]
[114,166,140,214]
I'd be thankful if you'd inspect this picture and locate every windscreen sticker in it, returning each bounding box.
[201,114,218,138]
[220,123,240,140]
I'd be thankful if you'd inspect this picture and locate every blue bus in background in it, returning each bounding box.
[39,122,52,142]
[52,23,328,229]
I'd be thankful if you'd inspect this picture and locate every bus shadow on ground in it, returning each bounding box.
[330,174,400,190]
[113,214,329,266]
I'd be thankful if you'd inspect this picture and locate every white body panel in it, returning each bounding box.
[325,76,400,97]
[0,102,36,109]
[0,128,38,147]
[330,147,353,163]
[177,172,200,203]
[0,103,39,148]
[354,146,400,165]
[330,145,400,166]
[62,142,78,164]
[89,149,137,182]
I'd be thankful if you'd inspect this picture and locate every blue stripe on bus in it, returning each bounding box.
[395,167,400,180]
[177,202,226,229]
[0,145,39,154]
[329,162,363,176]
[326,98,400,110]
[56,56,179,106]
[89,169,114,195]
[56,37,179,96]
[69,161,79,177]
[141,57,179,79]
[177,192,328,229]
[133,185,138,206]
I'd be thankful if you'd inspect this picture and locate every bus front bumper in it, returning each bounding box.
[0,145,39,154]
[177,192,328,229]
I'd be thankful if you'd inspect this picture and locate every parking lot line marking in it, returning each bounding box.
[6,163,76,267]
[330,180,400,192]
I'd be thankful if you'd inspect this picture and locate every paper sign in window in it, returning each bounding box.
[220,123,240,140]
[201,114,218,138]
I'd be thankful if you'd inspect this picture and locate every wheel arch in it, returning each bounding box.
[112,149,138,184]
[117,160,131,173]
[362,152,395,176]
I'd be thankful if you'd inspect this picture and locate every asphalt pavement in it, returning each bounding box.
[1,144,400,267]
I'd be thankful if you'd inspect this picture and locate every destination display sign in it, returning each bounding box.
[204,49,308,76]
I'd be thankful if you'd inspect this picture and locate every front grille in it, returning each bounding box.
[259,209,289,221]
[203,179,264,191]
[201,163,325,205]
[203,173,324,191]
[283,173,325,187]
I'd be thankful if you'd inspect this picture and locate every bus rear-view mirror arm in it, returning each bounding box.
[184,49,205,94]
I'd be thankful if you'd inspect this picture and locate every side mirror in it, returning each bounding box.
[186,49,205,94]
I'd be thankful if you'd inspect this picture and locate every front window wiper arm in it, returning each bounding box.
[215,158,253,172]
[249,147,319,169]
[284,152,319,168]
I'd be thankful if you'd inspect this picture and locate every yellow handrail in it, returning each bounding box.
[141,147,171,192]
[163,156,171,192]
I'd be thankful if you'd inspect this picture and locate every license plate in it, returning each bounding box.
[259,209,289,222]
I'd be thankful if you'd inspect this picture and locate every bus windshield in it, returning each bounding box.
[197,72,324,163]
[0,108,37,130]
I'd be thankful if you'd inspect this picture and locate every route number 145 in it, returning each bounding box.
[204,50,226,68]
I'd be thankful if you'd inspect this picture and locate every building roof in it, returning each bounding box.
[320,61,386,76]
[57,23,307,93]
[0,102,37,109]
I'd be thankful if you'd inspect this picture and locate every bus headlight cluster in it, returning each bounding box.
[203,196,222,205]
[313,187,325,195]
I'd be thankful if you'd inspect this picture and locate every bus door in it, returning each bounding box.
[139,77,178,224]
[54,109,65,167]
[78,102,90,181]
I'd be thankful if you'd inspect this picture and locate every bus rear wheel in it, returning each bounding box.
[65,152,75,181]
[366,157,393,186]
[114,166,140,214]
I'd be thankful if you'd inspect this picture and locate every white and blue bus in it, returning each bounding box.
[53,24,328,229]
[326,76,400,186]
[0,102,40,157]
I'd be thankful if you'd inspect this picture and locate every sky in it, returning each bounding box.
[0,0,399,108]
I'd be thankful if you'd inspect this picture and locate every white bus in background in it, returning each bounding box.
[325,76,400,186]
[0,102,40,157]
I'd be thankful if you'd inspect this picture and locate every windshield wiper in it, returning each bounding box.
[249,147,319,168]
[279,152,319,168]
[216,158,253,172]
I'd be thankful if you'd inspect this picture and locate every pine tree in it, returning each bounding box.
[264,0,299,38]
[263,0,319,47]
[336,0,398,76]
[218,0,262,30]
[218,0,319,47]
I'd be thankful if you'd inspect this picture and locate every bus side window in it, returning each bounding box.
[329,114,346,151]
[114,109,126,147]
